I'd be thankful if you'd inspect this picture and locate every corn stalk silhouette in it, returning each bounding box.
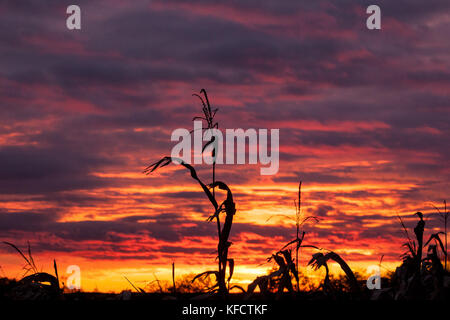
[430,200,448,270]
[266,181,319,291]
[248,249,298,295]
[192,89,218,199]
[3,241,61,297]
[308,250,359,293]
[394,211,447,299]
[144,89,236,295]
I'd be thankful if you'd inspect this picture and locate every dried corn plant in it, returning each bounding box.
[307,250,359,294]
[266,181,319,291]
[3,242,61,300]
[397,211,425,273]
[192,89,218,198]
[145,159,236,295]
[248,249,299,296]
[431,200,448,270]
[392,210,449,300]
[144,90,237,296]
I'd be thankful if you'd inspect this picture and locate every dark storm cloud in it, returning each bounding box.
[161,0,450,25]
[373,0,450,21]
[286,127,449,154]
[0,145,113,194]
[0,0,384,94]
[0,210,56,231]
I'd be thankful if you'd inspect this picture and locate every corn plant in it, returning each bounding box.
[308,250,359,293]
[431,200,448,270]
[398,211,447,270]
[266,181,319,291]
[3,241,61,299]
[394,210,448,299]
[397,211,425,273]
[192,89,218,198]
[145,158,236,295]
[144,90,236,296]
[247,249,298,295]
[424,232,447,272]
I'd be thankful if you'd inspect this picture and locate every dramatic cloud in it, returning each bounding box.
[0,0,448,291]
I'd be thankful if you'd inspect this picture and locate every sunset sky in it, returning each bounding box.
[0,0,449,292]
